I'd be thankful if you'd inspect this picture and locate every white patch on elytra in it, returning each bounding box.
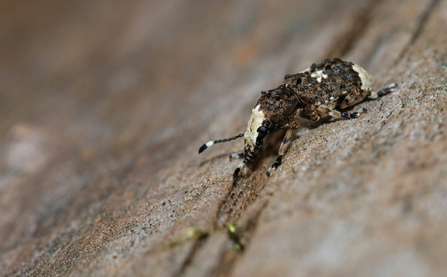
[244,105,266,150]
[311,70,328,82]
[352,64,372,91]
[300,68,328,83]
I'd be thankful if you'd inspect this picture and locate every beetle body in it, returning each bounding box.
[199,58,396,180]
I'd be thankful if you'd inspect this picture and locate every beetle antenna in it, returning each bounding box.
[198,133,244,154]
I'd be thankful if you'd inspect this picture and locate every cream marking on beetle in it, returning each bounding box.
[300,68,328,83]
[352,64,372,91]
[311,70,328,82]
[244,105,265,150]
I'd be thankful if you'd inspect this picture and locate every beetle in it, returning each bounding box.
[199,58,396,180]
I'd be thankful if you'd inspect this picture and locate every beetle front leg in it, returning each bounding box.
[267,128,293,177]
[229,152,244,160]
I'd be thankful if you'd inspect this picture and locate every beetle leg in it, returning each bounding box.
[304,103,320,121]
[233,161,246,181]
[316,105,366,119]
[229,152,244,160]
[369,83,397,99]
[267,128,294,177]
[340,88,369,109]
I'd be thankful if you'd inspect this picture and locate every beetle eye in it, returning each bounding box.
[257,126,268,135]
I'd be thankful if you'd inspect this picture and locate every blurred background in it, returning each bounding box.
[1,0,446,276]
[0,0,377,182]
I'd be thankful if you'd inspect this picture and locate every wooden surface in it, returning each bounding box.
[1,0,447,276]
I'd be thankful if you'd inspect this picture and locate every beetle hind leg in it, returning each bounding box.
[316,105,366,120]
[369,83,397,99]
[340,88,370,109]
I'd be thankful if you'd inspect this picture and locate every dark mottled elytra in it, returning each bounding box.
[199,58,397,180]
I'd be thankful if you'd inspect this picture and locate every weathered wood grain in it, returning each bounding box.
[0,0,446,276]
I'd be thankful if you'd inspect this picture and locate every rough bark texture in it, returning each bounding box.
[1,0,447,276]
